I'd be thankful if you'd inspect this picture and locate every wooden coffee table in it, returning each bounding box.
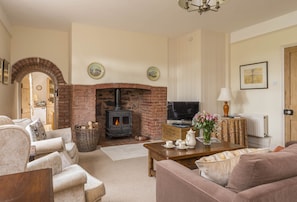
[143,141,245,177]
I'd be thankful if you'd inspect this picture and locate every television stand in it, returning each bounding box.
[162,123,197,141]
[171,122,191,128]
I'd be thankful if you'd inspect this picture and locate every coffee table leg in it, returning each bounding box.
[147,151,155,177]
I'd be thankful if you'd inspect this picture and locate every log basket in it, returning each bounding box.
[75,122,99,152]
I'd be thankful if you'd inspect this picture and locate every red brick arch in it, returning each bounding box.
[11,57,71,129]
[11,57,66,85]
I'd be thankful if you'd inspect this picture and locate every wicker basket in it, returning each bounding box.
[75,126,99,152]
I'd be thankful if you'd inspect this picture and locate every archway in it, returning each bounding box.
[11,57,68,129]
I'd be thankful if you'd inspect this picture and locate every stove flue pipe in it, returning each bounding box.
[115,88,121,110]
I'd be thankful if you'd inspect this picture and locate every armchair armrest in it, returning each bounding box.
[53,165,87,193]
[32,137,64,155]
[27,151,62,175]
[46,128,72,143]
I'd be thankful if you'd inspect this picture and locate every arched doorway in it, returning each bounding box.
[21,72,55,129]
[11,57,67,129]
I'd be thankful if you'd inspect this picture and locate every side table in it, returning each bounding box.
[0,168,54,202]
[218,117,248,146]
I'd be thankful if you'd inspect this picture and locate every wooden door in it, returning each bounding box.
[21,75,31,119]
[284,46,297,142]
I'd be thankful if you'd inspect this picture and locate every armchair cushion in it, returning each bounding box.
[26,119,47,141]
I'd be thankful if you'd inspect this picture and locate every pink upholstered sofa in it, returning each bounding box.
[156,143,297,202]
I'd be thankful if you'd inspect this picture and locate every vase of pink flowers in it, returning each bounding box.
[192,111,220,145]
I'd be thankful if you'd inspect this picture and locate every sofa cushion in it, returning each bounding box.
[227,144,297,193]
[195,148,269,186]
[26,119,47,141]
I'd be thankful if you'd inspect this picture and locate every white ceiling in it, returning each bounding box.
[1,0,297,38]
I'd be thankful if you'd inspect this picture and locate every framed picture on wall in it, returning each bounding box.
[0,58,3,84]
[240,61,268,90]
[3,59,10,85]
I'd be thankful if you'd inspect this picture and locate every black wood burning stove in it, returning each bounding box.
[105,89,132,138]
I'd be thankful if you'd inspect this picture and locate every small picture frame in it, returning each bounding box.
[36,85,43,91]
[87,62,105,79]
[0,58,3,84]
[2,59,10,85]
[147,66,160,81]
[240,61,268,90]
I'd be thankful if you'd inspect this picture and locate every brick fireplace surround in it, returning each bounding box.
[69,83,167,141]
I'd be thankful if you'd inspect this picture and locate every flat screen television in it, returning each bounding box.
[167,101,199,122]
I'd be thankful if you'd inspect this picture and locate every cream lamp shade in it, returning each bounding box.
[217,88,232,117]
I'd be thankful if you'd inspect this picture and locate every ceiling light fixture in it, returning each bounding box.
[178,0,226,15]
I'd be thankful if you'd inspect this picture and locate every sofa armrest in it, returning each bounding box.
[27,151,62,175]
[156,160,236,202]
[32,137,64,155]
[234,175,297,202]
[46,128,72,143]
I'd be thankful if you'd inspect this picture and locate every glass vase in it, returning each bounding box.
[203,129,211,145]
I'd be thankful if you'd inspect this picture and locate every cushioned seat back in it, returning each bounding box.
[0,116,14,126]
[227,144,297,192]
[12,118,32,129]
[0,125,31,175]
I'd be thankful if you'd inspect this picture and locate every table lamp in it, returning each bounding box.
[217,88,232,117]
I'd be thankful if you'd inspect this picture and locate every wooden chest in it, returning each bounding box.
[162,123,197,141]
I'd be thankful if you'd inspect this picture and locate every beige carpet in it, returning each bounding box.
[78,146,156,202]
[100,143,148,161]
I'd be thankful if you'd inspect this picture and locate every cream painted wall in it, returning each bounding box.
[11,26,70,83]
[168,30,202,102]
[0,15,13,117]
[168,30,228,114]
[231,25,297,149]
[71,23,168,86]
[201,30,227,114]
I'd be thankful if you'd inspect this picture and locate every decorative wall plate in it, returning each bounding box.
[147,66,160,81]
[87,62,105,79]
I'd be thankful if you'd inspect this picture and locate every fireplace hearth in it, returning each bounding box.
[105,88,132,138]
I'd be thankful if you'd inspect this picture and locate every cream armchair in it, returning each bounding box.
[0,123,105,202]
[11,117,79,168]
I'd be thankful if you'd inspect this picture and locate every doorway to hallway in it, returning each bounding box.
[21,72,55,130]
